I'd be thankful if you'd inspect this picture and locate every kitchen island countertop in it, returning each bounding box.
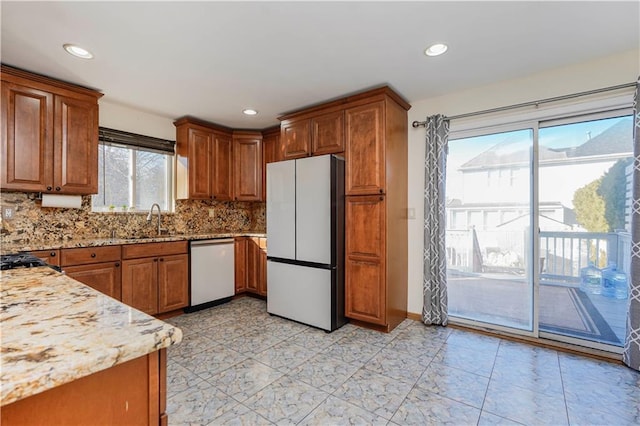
[0,266,183,406]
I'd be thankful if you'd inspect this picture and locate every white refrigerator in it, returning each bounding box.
[266,154,347,331]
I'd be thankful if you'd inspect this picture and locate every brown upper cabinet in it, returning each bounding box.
[262,126,280,200]
[279,110,345,161]
[311,110,345,156]
[1,65,102,194]
[233,131,262,201]
[280,119,311,159]
[174,117,233,200]
[345,101,385,195]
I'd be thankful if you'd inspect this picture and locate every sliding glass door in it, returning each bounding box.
[446,112,634,349]
[446,128,534,331]
[538,114,634,347]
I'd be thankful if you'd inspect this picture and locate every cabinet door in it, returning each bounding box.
[312,110,344,156]
[122,257,158,315]
[1,82,53,192]
[345,195,386,325]
[234,238,247,293]
[246,239,259,293]
[65,261,122,301]
[280,119,310,160]
[211,133,233,201]
[258,248,267,296]
[53,95,98,194]
[187,127,212,199]
[158,254,189,313]
[262,132,280,201]
[233,136,262,201]
[345,102,385,195]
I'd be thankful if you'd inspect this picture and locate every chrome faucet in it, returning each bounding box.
[146,203,167,235]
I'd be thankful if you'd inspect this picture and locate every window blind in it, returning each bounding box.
[98,127,175,154]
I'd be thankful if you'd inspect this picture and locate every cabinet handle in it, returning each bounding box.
[46,186,52,191]
[55,187,61,191]
[50,252,56,257]
[90,253,96,258]
[115,262,120,267]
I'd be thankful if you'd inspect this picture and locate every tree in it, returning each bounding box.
[598,158,633,231]
[573,177,608,232]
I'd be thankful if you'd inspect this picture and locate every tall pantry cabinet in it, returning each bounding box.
[276,87,409,332]
[344,91,409,332]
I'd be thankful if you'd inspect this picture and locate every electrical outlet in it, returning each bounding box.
[2,207,15,220]
[407,207,415,219]
[208,208,215,218]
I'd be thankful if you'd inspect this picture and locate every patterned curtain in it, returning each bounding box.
[623,78,640,371]
[423,115,450,326]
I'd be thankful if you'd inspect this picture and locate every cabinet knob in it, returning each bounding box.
[379,196,383,201]
[154,258,158,262]
[159,258,164,262]
[115,262,120,267]
[90,253,96,258]
[379,189,383,194]
[55,187,61,191]
[46,186,52,191]
[50,252,56,257]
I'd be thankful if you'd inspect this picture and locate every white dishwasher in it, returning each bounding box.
[188,239,235,312]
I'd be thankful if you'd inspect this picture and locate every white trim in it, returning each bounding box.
[450,92,633,139]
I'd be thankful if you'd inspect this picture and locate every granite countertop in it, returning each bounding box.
[1,232,267,253]
[0,266,183,406]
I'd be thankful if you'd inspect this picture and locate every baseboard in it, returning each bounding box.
[407,312,421,322]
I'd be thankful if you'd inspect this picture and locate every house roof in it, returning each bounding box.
[459,119,633,171]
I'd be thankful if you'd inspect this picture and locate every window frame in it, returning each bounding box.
[92,139,176,214]
[445,91,634,354]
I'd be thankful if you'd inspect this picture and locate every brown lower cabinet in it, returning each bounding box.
[234,237,267,297]
[60,246,122,301]
[122,242,189,316]
[1,349,167,426]
[65,261,122,301]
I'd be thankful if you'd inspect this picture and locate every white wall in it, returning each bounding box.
[99,100,176,140]
[406,49,640,315]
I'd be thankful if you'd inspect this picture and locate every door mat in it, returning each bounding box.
[539,286,620,345]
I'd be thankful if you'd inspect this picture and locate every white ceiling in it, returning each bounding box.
[2,1,638,129]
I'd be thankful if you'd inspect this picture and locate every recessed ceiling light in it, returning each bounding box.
[424,43,448,57]
[242,109,258,116]
[63,43,94,59]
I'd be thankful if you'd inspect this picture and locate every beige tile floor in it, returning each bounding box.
[165,297,639,425]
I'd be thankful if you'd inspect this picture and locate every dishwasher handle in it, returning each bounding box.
[190,238,235,246]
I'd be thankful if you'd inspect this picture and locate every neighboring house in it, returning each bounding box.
[625,161,634,232]
[448,119,633,232]
[446,118,633,273]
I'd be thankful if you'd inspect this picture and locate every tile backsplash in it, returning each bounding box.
[0,192,265,247]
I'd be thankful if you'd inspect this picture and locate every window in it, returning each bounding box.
[92,128,175,212]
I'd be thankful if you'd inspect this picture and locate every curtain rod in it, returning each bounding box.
[411,81,636,128]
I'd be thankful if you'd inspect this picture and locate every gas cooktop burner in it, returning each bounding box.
[0,253,48,270]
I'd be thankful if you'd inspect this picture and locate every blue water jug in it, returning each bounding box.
[613,271,628,299]
[580,262,602,294]
[601,263,616,298]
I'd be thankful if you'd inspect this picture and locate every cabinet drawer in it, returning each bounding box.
[122,241,188,259]
[61,246,121,266]
[30,249,61,266]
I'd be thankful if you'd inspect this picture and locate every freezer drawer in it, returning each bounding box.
[267,261,332,331]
